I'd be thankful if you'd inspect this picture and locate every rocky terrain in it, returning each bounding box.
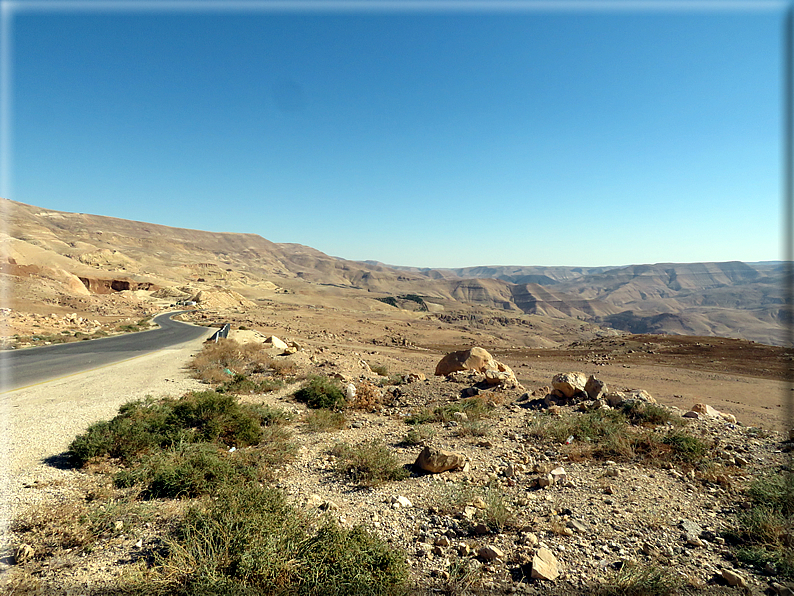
[1,198,792,595]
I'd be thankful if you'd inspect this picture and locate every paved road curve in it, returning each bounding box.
[0,311,212,392]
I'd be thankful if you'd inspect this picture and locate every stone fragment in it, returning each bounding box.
[567,519,587,533]
[415,446,465,474]
[686,533,704,547]
[435,535,451,547]
[585,375,607,400]
[721,569,747,588]
[452,411,469,422]
[531,547,560,580]
[552,372,587,398]
[391,495,412,508]
[625,389,656,403]
[265,335,288,350]
[538,474,554,488]
[772,582,794,596]
[550,467,567,484]
[473,523,490,535]
[691,403,720,417]
[435,347,498,376]
[345,383,357,401]
[477,545,504,561]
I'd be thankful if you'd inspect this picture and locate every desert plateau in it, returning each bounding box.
[0,198,792,595]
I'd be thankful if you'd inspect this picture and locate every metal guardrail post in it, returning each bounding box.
[209,323,230,343]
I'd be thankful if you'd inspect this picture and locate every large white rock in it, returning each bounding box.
[435,347,497,376]
[264,335,288,350]
[552,372,587,398]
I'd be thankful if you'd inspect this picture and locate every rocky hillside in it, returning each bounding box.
[2,198,785,345]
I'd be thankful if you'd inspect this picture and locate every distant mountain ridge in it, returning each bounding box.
[3,198,786,345]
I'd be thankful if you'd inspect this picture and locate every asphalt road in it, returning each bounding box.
[0,311,212,392]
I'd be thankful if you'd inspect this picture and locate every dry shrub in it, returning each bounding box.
[12,502,93,557]
[269,358,297,377]
[189,339,273,384]
[349,381,383,412]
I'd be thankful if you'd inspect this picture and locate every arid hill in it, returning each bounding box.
[1,198,785,345]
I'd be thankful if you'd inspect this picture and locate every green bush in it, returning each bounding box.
[294,376,346,409]
[68,392,289,467]
[331,441,409,487]
[726,472,794,578]
[114,443,259,499]
[620,401,679,427]
[156,484,408,595]
[661,430,709,463]
[217,373,284,395]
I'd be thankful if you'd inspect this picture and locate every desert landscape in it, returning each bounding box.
[1,198,792,595]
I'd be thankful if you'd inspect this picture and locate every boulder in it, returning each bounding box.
[264,335,288,350]
[435,347,498,376]
[415,446,465,473]
[604,392,626,407]
[585,375,607,400]
[552,372,587,398]
[531,547,560,580]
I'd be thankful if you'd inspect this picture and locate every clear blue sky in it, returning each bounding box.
[6,2,786,268]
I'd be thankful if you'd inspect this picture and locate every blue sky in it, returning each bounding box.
[5,1,786,268]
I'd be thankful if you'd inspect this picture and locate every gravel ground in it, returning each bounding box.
[0,333,210,570]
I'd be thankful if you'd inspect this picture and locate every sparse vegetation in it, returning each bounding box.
[68,391,286,467]
[527,408,713,467]
[726,471,794,578]
[189,338,275,384]
[331,440,409,486]
[294,375,346,409]
[348,380,385,411]
[216,372,283,394]
[401,424,436,446]
[598,562,683,596]
[368,361,389,376]
[305,408,347,432]
[144,484,408,595]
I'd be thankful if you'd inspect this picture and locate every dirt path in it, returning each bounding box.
[0,336,209,566]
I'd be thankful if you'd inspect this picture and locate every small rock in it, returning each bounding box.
[435,535,451,547]
[391,495,413,508]
[531,547,560,580]
[721,569,747,588]
[478,545,504,561]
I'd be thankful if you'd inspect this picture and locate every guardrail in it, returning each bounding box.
[208,323,230,343]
